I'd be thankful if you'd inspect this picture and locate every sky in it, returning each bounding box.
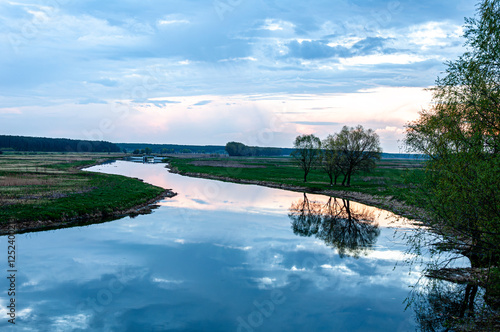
[0,0,477,152]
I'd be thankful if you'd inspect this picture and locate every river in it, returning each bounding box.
[1,160,431,331]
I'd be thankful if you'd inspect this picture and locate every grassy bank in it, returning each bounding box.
[168,155,424,215]
[0,153,171,233]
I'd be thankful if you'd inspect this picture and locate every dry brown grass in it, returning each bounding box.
[0,174,57,186]
[0,152,125,206]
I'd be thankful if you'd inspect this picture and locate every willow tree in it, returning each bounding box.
[321,134,344,186]
[403,6,500,324]
[291,134,321,182]
[335,125,382,186]
[405,0,500,271]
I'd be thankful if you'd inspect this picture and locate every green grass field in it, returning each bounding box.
[0,153,165,225]
[0,152,424,227]
[169,155,425,205]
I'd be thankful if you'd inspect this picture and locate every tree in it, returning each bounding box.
[404,0,500,318]
[225,142,250,156]
[321,135,344,185]
[225,141,283,156]
[291,134,321,182]
[409,280,482,331]
[335,125,382,186]
[405,0,500,266]
[144,147,153,155]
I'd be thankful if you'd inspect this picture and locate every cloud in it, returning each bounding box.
[77,98,108,105]
[408,21,463,50]
[286,40,349,59]
[340,54,429,67]
[149,99,182,107]
[0,107,22,114]
[0,0,475,152]
[158,19,190,26]
[286,37,398,61]
[351,37,392,55]
[290,121,339,126]
[258,18,296,33]
[91,78,119,87]
[192,100,212,106]
[219,57,257,63]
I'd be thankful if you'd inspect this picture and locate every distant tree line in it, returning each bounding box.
[119,141,413,159]
[291,125,382,186]
[132,148,153,155]
[118,143,226,155]
[130,147,196,155]
[0,135,120,153]
[225,142,283,156]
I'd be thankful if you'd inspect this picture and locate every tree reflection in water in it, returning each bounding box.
[409,279,499,332]
[288,193,380,258]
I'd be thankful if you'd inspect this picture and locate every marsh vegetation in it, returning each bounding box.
[0,153,168,232]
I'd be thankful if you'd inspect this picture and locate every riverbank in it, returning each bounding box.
[167,155,425,220]
[168,155,500,328]
[168,168,420,218]
[0,153,176,234]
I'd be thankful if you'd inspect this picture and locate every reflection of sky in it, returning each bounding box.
[89,161,411,228]
[1,161,422,331]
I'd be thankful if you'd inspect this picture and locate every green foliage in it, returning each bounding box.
[405,0,500,269]
[160,148,175,154]
[225,142,248,156]
[0,135,120,153]
[0,173,163,223]
[321,135,344,185]
[335,125,382,186]
[406,0,500,322]
[486,267,500,306]
[404,3,500,328]
[169,156,422,210]
[411,280,486,332]
[291,134,322,182]
[290,127,382,186]
[0,153,164,226]
[225,141,282,156]
[117,143,226,154]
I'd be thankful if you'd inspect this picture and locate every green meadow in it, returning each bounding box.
[168,155,425,206]
[0,153,165,226]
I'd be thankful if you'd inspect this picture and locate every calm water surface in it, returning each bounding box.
[1,161,424,331]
